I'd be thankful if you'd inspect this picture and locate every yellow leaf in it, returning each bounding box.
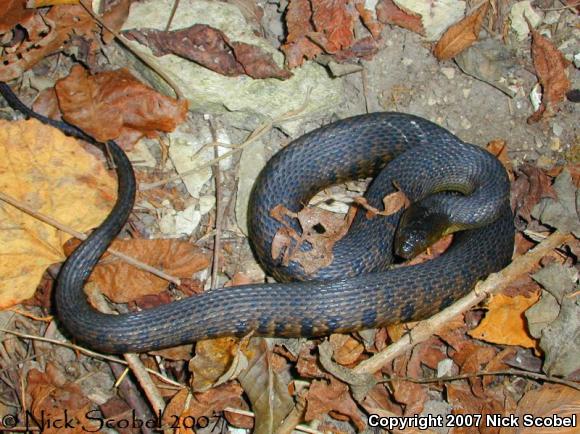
[468,292,540,349]
[0,119,115,307]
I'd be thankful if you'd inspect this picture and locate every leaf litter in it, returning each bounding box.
[0,0,578,433]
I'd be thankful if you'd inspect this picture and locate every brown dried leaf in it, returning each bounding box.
[527,26,571,123]
[305,377,366,431]
[0,0,35,33]
[26,363,98,434]
[468,293,541,350]
[504,384,580,434]
[376,0,424,35]
[433,3,489,61]
[355,0,383,38]
[189,337,242,391]
[330,334,365,366]
[101,0,132,44]
[62,238,210,303]
[511,164,557,223]
[281,0,322,68]
[55,66,188,147]
[237,338,294,433]
[124,24,291,80]
[163,383,249,428]
[270,204,356,275]
[447,383,505,434]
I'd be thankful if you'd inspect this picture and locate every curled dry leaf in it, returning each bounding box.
[433,2,489,61]
[486,139,513,179]
[189,337,245,392]
[282,0,379,68]
[510,164,557,224]
[270,204,356,275]
[26,363,98,434]
[163,383,250,429]
[237,338,294,433]
[527,26,571,123]
[505,384,580,434]
[376,0,424,35]
[304,377,366,431]
[124,24,291,80]
[0,119,115,308]
[468,293,541,351]
[0,4,101,81]
[55,65,188,147]
[62,238,210,303]
[330,334,365,366]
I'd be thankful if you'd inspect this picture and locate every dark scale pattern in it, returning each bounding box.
[0,82,514,354]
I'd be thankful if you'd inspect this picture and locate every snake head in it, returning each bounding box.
[395,203,452,259]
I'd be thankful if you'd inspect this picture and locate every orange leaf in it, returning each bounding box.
[527,26,571,123]
[468,293,540,349]
[55,65,188,147]
[433,3,489,61]
[376,0,424,35]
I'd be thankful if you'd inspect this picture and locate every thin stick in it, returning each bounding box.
[381,369,579,392]
[0,191,181,285]
[78,0,184,99]
[0,328,183,388]
[209,119,224,290]
[353,231,573,375]
[140,92,312,191]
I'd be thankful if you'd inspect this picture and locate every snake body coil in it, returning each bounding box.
[1,83,514,354]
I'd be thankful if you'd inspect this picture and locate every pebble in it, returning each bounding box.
[552,123,563,136]
[550,138,561,151]
[441,67,455,80]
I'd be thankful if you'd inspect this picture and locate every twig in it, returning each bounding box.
[208,119,224,290]
[223,407,322,434]
[78,0,184,99]
[87,288,166,414]
[165,0,181,31]
[0,328,183,388]
[353,231,573,374]
[140,90,312,191]
[381,369,579,392]
[0,191,181,285]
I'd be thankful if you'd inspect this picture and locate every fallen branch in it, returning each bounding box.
[353,231,573,374]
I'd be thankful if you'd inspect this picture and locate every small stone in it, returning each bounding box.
[441,67,455,79]
[428,97,437,106]
[461,117,472,129]
[463,88,471,98]
[537,155,555,169]
[402,57,413,66]
[552,123,563,137]
[550,138,561,151]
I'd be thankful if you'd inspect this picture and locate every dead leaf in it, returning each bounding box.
[163,383,250,430]
[503,384,580,434]
[355,0,383,38]
[0,5,100,81]
[527,26,571,123]
[511,164,557,224]
[376,0,424,36]
[0,119,115,308]
[189,337,243,391]
[26,363,98,434]
[433,3,489,61]
[0,0,35,33]
[237,338,294,433]
[282,0,377,68]
[469,293,541,350]
[330,334,365,366]
[54,66,188,147]
[101,0,131,44]
[62,238,209,303]
[446,383,505,434]
[305,377,366,431]
[270,204,356,275]
[124,24,291,80]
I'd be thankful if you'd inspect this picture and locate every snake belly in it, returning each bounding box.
[0,82,514,354]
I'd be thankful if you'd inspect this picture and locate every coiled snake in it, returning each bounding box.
[0,83,514,354]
